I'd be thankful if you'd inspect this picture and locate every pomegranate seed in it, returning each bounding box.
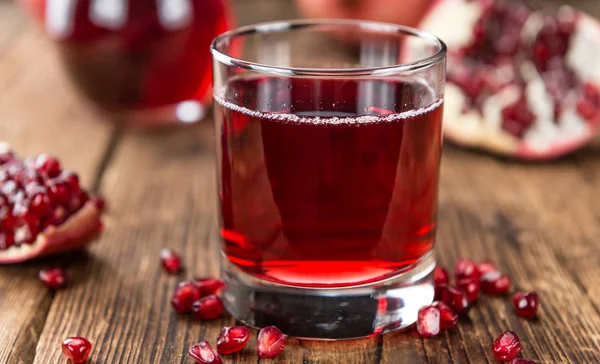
[513,291,539,318]
[160,248,182,274]
[39,267,67,290]
[189,341,222,364]
[442,286,471,314]
[61,336,92,363]
[47,205,68,226]
[455,258,481,280]
[0,232,15,249]
[492,331,522,361]
[457,278,480,303]
[91,196,106,211]
[432,301,459,329]
[257,326,285,359]
[434,266,449,285]
[61,170,80,192]
[509,359,536,364]
[577,98,597,120]
[477,260,497,275]
[29,190,52,217]
[0,143,14,165]
[35,154,61,178]
[192,294,224,320]
[435,283,448,301]
[171,281,201,314]
[480,271,511,294]
[47,179,71,205]
[1,180,20,196]
[217,326,250,354]
[417,306,441,337]
[193,277,225,296]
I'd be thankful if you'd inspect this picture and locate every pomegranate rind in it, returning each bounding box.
[0,201,102,264]
[409,0,600,160]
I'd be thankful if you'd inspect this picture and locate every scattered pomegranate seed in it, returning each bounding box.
[432,301,459,329]
[457,277,480,303]
[171,281,201,314]
[193,277,225,296]
[492,331,522,361]
[61,336,92,363]
[477,260,497,275]
[509,359,536,364]
[417,306,441,337]
[442,285,471,314]
[189,341,223,364]
[480,271,511,294]
[455,258,481,281]
[435,283,448,301]
[434,266,449,285]
[39,267,67,290]
[257,326,285,359]
[217,326,250,354]
[192,294,224,320]
[513,291,539,318]
[160,248,182,274]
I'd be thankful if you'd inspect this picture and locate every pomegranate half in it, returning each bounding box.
[0,143,103,263]
[413,0,600,159]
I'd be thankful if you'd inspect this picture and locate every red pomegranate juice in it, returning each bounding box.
[215,77,443,287]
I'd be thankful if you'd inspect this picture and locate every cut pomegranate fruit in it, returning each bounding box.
[477,260,497,275]
[39,267,67,290]
[217,326,250,354]
[513,291,539,317]
[480,271,511,294]
[257,326,285,359]
[433,301,459,329]
[171,281,201,314]
[192,294,224,320]
[417,306,441,337]
[455,258,481,281]
[442,285,471,314]
[0,144,103,264]
[193,277,225,296]
[189,341,223,364]
[412,0,600,159]
[160,248,182,275]
[61,336,92,363]
[492,331,522,361]
[457,277,480,303]
[509,359,536,364]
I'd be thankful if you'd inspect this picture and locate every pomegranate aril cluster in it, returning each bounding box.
[171,277,224,319]
[0,145,98,250]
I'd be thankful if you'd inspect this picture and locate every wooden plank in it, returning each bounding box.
[0,6,113,364]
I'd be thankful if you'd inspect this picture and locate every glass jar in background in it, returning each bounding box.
[20,0,232,127]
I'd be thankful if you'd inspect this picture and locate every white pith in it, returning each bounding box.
[417,0,600,157]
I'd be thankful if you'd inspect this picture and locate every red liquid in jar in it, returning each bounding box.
[21,0,230,114]
[215,77,443,288]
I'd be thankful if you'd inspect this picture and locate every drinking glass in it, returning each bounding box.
[211,19,446,339]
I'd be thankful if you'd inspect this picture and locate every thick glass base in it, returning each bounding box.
[100,100,207,128]
[222,252,435,340]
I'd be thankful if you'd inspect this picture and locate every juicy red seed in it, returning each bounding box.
[0,144,14,165]
[47,180,71,204]
[417,306,441,337]
[509,359,536,364]
[160,248,182,274]
[39,267,67,290]
[35,154,61,178]
[171,281,201,314]
[217,326,250,354]
[434,266,450,285]
[192,294,224,320]
[189,341,222,364]
[577,98,598,120]
[30,191,52,217]
[61,336,92,363]
[91,196,106,211]
[455,258,481,281]
[61,170,80,192]
[257,326,285,359]
[477,260,497,275]
[193,277,225,296]
[457,278,480,303]
[69,190,89,213]
[432,301,459,329]
[1,180,20,196]
[434,283,448,301]
[47,205,68,226]
[442,286,471,314]
[512,291,539,318]
[480,271,511,294]
[0,232,15,250]
[492,331,522,361]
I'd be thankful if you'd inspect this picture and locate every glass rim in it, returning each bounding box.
[210,18,447,77]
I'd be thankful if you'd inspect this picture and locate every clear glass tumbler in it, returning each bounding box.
[211,19,446,339]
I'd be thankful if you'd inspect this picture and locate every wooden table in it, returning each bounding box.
[1,0,600,363]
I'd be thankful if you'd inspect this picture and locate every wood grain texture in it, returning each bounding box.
[0,0,598,363]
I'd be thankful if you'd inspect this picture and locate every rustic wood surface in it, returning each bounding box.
[0,0,599,363]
